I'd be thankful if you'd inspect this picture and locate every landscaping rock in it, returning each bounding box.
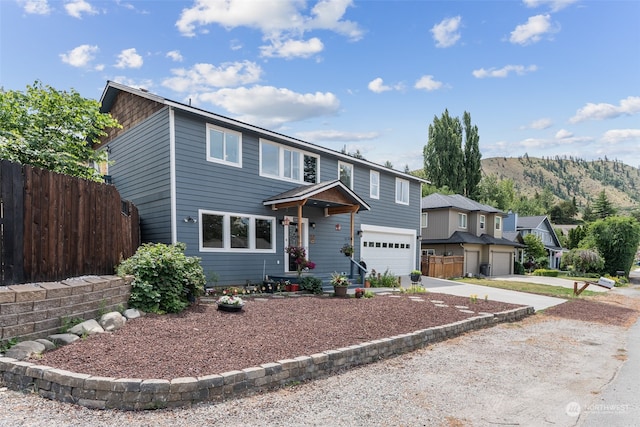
[99,311,126,331]
[47,333,80,346]
[5,340,46,360]
[34,339,56,351]
[68,319,104,336]
[123,308,141,319]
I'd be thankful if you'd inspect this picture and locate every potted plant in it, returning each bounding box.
[410,270,422,283]
[331,272,349,297]
[285,245,316,279]
[340,243,354,257]
[216,295,245,312]
[354,288,364,298]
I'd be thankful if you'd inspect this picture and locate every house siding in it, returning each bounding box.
[106,108,172,243]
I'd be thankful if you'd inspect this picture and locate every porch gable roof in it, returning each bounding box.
[263,180,371,213]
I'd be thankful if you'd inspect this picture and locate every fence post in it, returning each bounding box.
[0,160,25,285]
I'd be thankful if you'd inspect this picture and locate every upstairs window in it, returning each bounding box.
[421,212,428,227]
[395,178,409,205]
[260,140,318,184]
[495,216,502,230]
[339,161,354,189]
[480,215,486,230]
[206,124,241,167]
[458,213,467,229]
[370,170,380,199]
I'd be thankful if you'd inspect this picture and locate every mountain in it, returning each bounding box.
[480,156,640,212]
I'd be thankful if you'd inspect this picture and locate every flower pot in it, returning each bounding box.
[410,273,421,282]
[284,284,292,292]
[291,283,299,292]
[217,303,244,312]
[334,286,348,297]
[364,280,371,288]
[355,290,364,298]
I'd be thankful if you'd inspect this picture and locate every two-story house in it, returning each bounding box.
[98,81,425,285]
[503,213,564,269]
[419,193,523,277]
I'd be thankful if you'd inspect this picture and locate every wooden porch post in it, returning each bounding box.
[297,204,303,247]
[349,211,355,258]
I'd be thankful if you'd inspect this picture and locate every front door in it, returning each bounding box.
[284,216,309,273]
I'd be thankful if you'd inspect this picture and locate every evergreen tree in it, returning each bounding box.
[423,109,464,193]
[592,190,616,219]
[463,111,482,199]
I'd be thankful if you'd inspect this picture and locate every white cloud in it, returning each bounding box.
[176,0,362,40]
[260,37,324,59]
[414,75,443,91]
[430,16,462,48]
[368,78,391,93]
[59,44,99,68]
[510,14,556,45]
[18,0,51,14]
[472,64,537,78]
[193,85,340,128]
[601,129,640,144]
[525,118,553,129]
[115,48,143,69]
[555,129,573,139]
[523,0,578,12]
[64,0,98,19]
[162,61,262,92]
[297,129,379,142]
[166,50,183,62]
[570,96,640,123]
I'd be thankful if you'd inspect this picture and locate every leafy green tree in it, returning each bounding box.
[512,195,546,216]
[549,200,578,223]
[588,216,640,276]
[523,233,547,271]
[592,190,617,219]
[463,111,482,199]
[477,175,516,211]
[0,81,120,181]
[567,225,587,249]
[423,109,464,193]
[560,249,604,275]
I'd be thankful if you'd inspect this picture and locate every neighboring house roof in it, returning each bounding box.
[263,180,371,212]
[517,215,546,230]
[510,214,564,250]
[421,231,525,247]
[421,193,504,214]
[100,81,426,184]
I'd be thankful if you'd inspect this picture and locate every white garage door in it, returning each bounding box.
[360,225,416,277]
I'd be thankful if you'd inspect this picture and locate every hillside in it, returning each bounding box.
[481,156,640,212]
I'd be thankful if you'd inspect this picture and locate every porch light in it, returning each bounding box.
[310,222,316,229]
[357,230,363,237]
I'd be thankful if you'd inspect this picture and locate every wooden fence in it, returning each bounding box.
[0,160,140,285]
[421,255,464,279]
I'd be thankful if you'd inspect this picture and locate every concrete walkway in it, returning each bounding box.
[492,274,611,293]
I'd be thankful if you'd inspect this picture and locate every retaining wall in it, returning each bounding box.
[0,305,534,410]
[0,276,132,344]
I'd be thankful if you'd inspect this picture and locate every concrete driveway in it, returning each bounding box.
[492,274,611,293]
[411,275,566,311]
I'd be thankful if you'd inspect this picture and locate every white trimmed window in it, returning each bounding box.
[479,215,486,230]
[370,170,380,199]
[200,210,275,252]
[206,124,241,167]
[421,212,428,227]
[458,213,467,229]
[495,216,502,230]
[395,178,409,205]
[339,161,354,189]
[260,140,318,184]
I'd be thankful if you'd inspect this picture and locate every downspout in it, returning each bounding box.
[169,107,177,244]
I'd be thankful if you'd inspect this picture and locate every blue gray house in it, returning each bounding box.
[503,213,564,269]
[98,81,424,285]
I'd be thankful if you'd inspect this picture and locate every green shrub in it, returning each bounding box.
[368,269,399,287]
[513,261,525,275]
[532,269,559,277]
[117,242,206,314]
[299,276,323,294]
[561,249,604,275]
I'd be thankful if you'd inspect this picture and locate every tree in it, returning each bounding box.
[463,111,482,199]
[523,233,547,271]
[567,225,587,249]
[0,81,120,181]
[588,216,640,276]
[592,190,616,219]
[423,109,464,193]
[477,175,516,211]
[549,200,578,223]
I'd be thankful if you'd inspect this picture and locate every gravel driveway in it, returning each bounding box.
[0,315,632,427]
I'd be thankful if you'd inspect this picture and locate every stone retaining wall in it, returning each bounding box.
[0,276,133,344]
[0,305,534,410]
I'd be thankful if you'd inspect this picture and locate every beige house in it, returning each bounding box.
[419,193,524,277]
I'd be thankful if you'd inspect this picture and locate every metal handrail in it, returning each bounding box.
[349,258,368,285]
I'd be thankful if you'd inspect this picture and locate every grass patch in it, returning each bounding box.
[453,277,600,298]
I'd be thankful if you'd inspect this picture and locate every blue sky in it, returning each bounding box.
[1,0,639,172]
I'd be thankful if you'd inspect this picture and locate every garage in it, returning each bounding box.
[360,224,417,277]
[491,252,513,276]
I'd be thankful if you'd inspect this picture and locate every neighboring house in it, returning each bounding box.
[419,193,524,277]
[98,81,425,285]
[503,213,564,269]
